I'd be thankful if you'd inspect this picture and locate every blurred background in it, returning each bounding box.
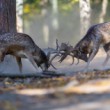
[16,0,110,48]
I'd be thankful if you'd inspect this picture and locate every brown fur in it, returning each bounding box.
[71,22,110,69]
[0,33,49,72]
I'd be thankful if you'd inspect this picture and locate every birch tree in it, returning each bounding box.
[16,0,23,32]
[99,0,108,23]
[79,0,91,36]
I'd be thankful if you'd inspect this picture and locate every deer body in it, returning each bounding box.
[0,33,49,72]
[72,22,110,69]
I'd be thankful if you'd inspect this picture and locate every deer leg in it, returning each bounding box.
[84,41,100,71]
[102,51,110,66]
[103,44,110,66]
[0,52,5,62]
[24,52,38,70]
[16,57,22,72]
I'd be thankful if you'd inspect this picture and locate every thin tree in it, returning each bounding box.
[79,0,91,36]
[99,0,108,23]
[16,0,23,32]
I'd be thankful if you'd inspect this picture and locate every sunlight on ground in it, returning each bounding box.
[15,79,110,96]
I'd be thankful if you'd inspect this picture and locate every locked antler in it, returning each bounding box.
[49,39,76,65]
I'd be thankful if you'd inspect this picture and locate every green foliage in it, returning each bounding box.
[58,0,78,11]
[23,0,42,15]
[23,0,79,15]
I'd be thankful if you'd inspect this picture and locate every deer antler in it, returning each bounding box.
[44,39,66,69]
[49,40,79,68]
[69,50,80,65]
[58,53,68,63]
[56,39,59,50]
[49,39,69,64]
[46,49,58,70]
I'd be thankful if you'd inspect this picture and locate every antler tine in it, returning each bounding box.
[49,51,62,69]
[48,51,61,70]
[69,55,79,65]
[69,53,75,65]
[48,39,67,69]
[49,52,61,63]
[59,53,68,63]
[50,63,57,69]
[56,39,59,50]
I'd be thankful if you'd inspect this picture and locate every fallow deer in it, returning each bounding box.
[57,22,110,70]
[0,33,56,72]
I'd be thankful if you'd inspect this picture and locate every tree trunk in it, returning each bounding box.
[0,0,16,34]
[99,0,108,23]
[79,0,91,36]
[16,0,23,32]
[0,0,18,75]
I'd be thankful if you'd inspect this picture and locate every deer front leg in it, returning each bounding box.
[16,57,22,72]
[102,51,110,66]
[24,52,38,70]
[103,44,110,66]
[0,51,5,62]
[84,40,100,71]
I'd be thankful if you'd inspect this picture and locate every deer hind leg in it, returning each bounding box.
[15,57,22,72]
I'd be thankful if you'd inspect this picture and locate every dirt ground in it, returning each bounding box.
[0,49,110,110]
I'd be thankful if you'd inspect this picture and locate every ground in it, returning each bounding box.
[0,49,110,110]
